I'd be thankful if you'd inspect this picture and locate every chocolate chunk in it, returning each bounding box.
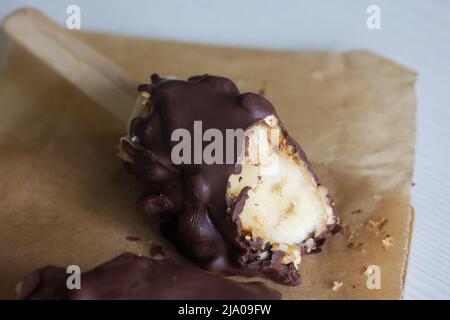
[118,74,339,285]
[19,253,280,300]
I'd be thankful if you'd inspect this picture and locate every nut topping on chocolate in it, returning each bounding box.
[118,74,339,285]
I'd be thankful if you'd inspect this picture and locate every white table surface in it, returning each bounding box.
[1,0,449,300]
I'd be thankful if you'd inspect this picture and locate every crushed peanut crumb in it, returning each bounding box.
[381,235,394,250]
[332,281,344,291]
[340,224,349,235]
[341,224,359,240]
[348,230,359,241]
[367,217,389,232]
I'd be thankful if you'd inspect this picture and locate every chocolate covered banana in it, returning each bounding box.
[19,253,280,300]
[118,74,339,285]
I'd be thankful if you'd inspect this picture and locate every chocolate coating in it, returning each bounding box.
[19,253,280,300]
[120,74,339,285]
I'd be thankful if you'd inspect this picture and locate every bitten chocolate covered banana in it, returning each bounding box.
[118,74,339,285]
[19,253,280,300]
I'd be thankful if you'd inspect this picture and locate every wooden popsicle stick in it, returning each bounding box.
[2,7,136,123]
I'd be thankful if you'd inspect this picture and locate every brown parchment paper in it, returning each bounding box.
[0,31,416,299]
